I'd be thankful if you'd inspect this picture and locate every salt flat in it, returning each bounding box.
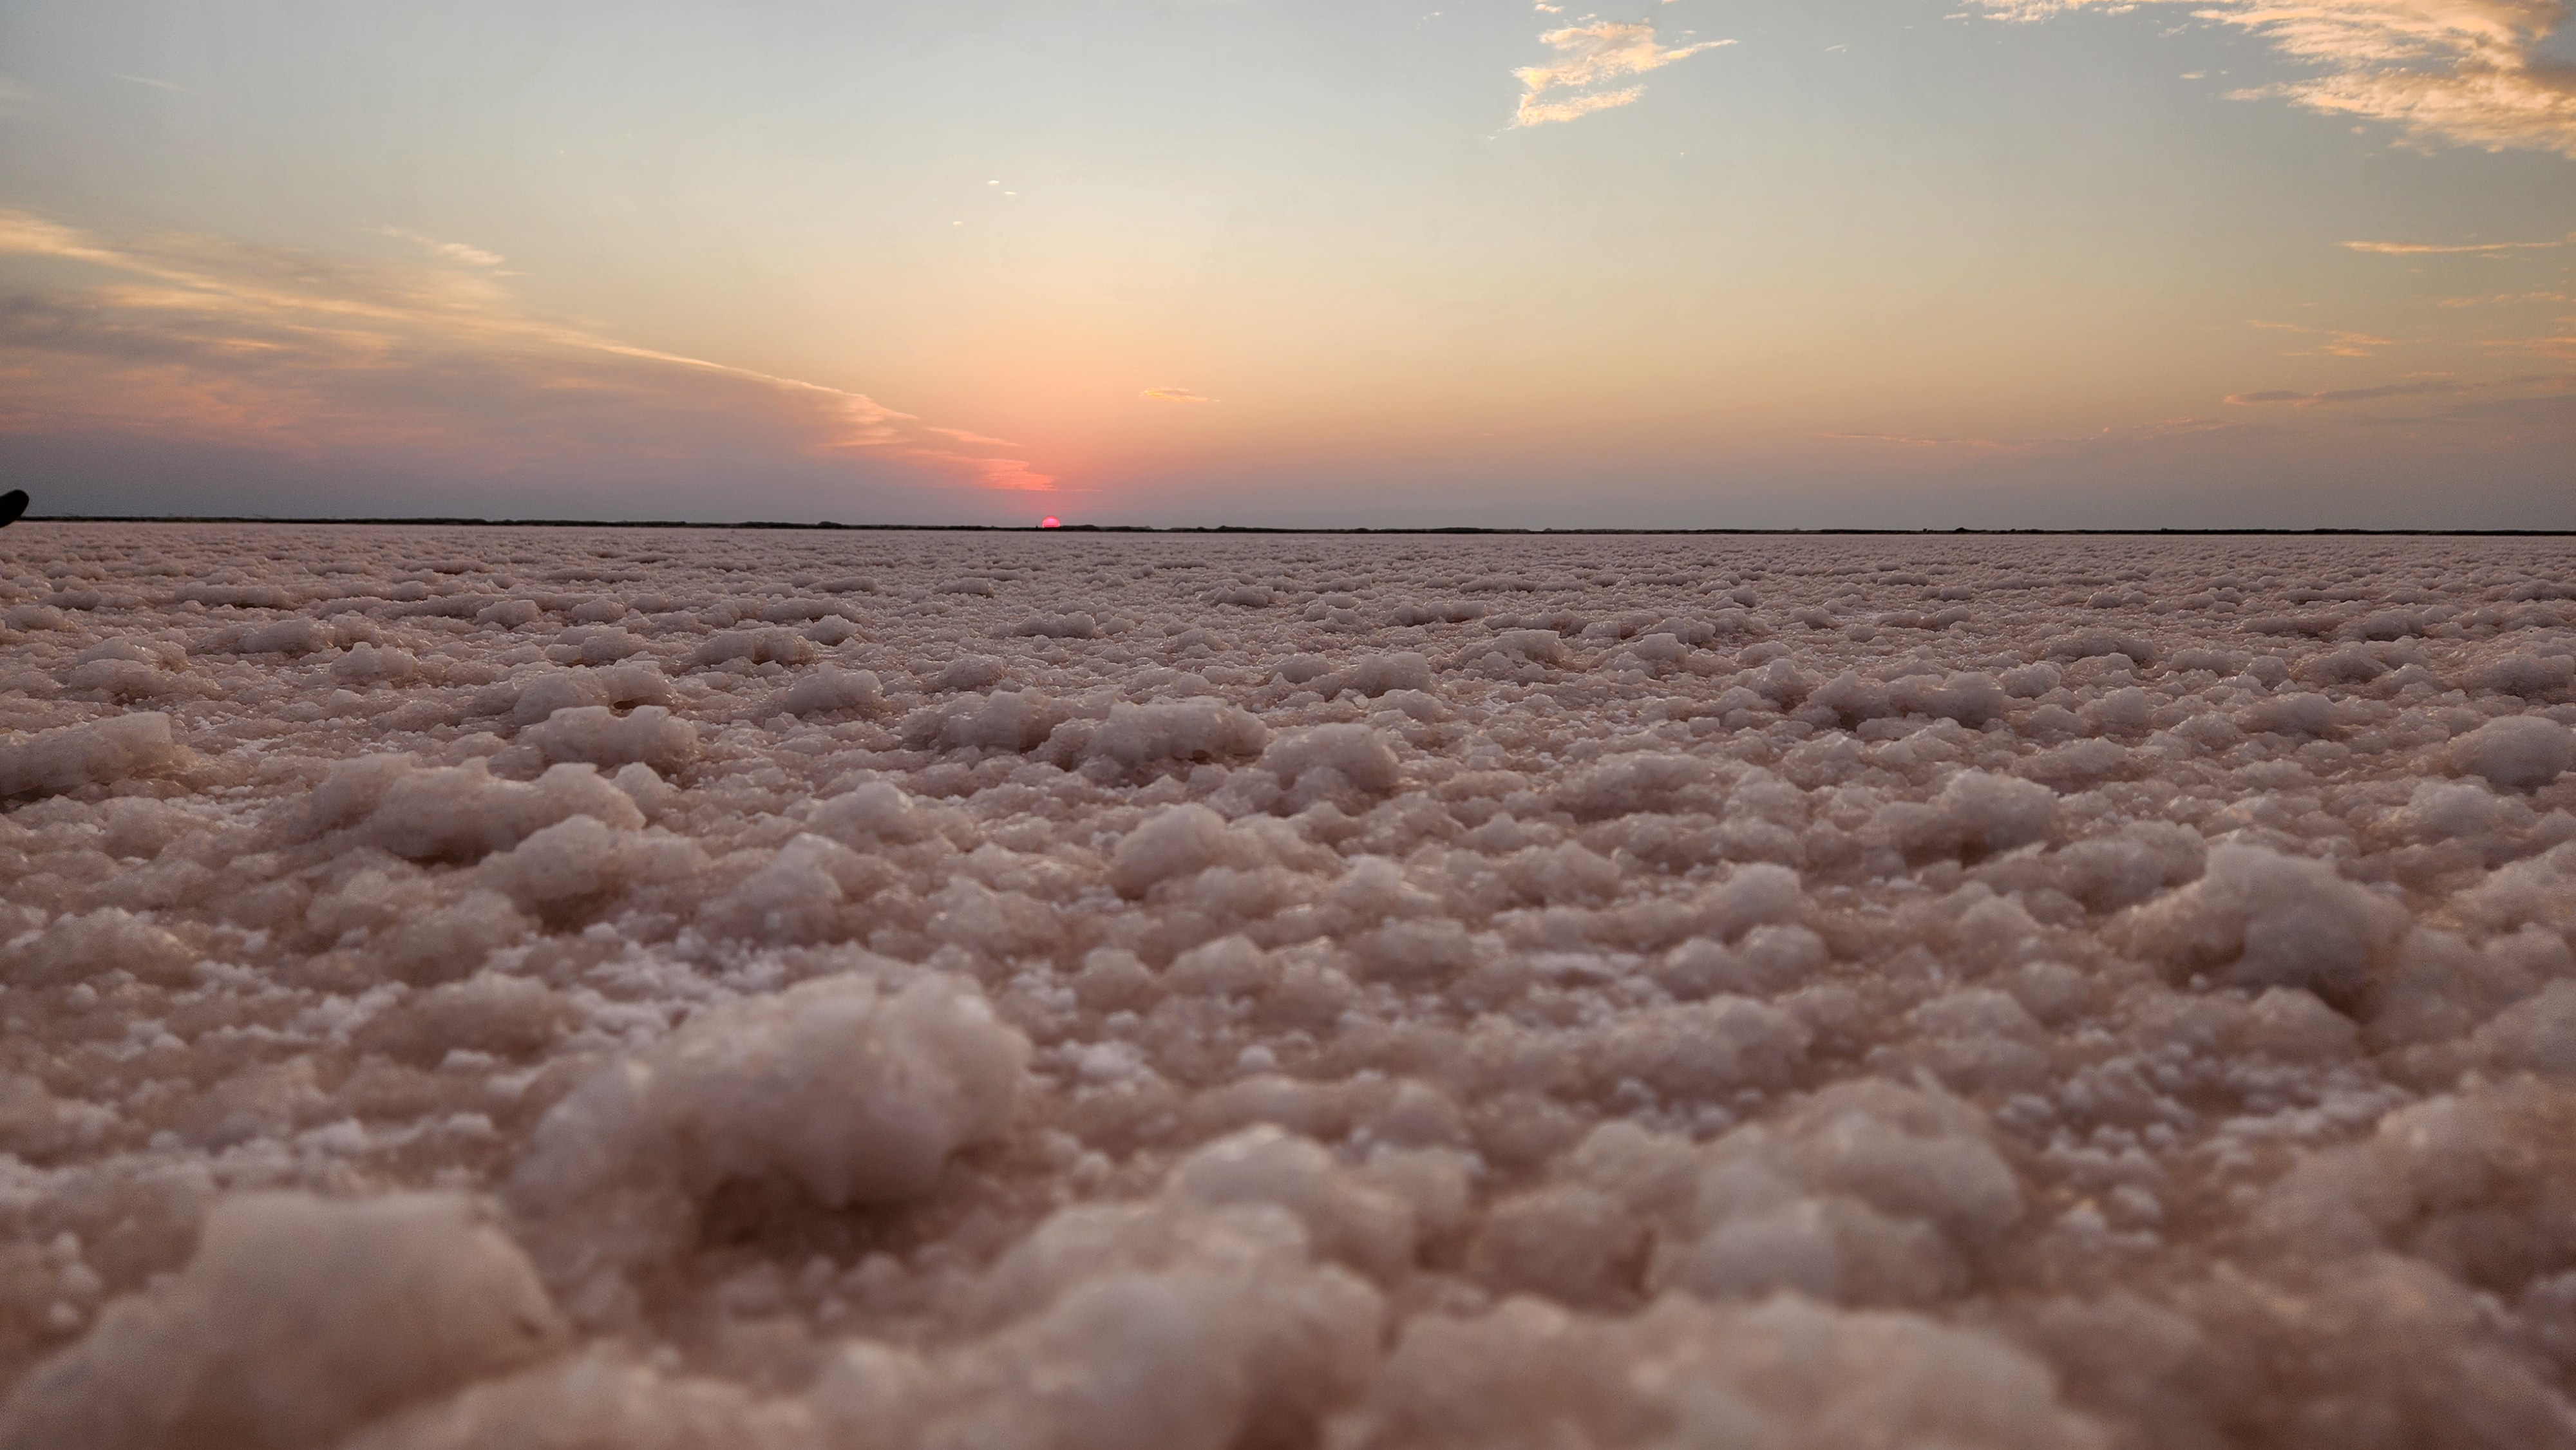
[2,523,2573,1450]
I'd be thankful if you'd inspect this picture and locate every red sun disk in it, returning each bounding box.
[1040,516,1062,529]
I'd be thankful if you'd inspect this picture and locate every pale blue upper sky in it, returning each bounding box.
[3,1,2569,525]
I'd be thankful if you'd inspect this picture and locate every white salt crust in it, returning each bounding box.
[2,524,2575,1450]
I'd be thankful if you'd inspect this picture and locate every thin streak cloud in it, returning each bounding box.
[2226,372,2568,404]
[1141,387,1218,403]
[112,74,200,95]
[371,227,509,268]
[1823,417,2241,452]
[2344,236,2568,254]
[2250,319,2394,357]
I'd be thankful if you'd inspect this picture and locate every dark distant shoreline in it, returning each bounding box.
[15,518,2574,536]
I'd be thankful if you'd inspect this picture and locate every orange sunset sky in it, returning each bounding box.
[2,0,2571,526]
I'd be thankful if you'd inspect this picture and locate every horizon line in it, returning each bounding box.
[6,516,2573,537]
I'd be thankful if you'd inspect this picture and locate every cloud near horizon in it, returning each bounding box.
[1983,0,2576,158]
[1512,18,1734,127]
[1823,416,2243,453]
[2344,235,2570,254]
[1141,387,1217,403]
[2226,373,2573,404]
[0,209,1056,494]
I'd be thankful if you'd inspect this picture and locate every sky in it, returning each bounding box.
[0,0,2570,529]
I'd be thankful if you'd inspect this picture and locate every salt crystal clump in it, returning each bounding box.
[700,832,880,943]
[1889,670,2009,726]
[0,1071,117,1163]
[688,628,813,667]
[522,704,699,771]
[1012,610,1099,639]
[2240,690,2337,737]
[341,1353,807,1450]
[13,907,199,988]
[1322,652,1435,698]
[507,664,669,727]
[1161,1127,1421,1281]
[1057,699,1269,775]
[1879,769,2056,860]
[473,814,630,912]
[506,974,1027,1305]
[1112,804,1277,897]
[933,654,1009,691]
[2454,841,2576,936]
[332,641,418,685]
[308,872,531,984]
[1692,862,1810,939]
[2117,843,2405,1006]
[234,616,334,655]
[310,756,645,862]
[1660,1082,2024,1307]
[0,1192,563,1450]
[1555,751,1716,821]
[1808,670,1895,726]
[1334,1291,2103,1450]
[904,690,1067,751]
[808,780,935,844]
[2034,822,2206,912]
[64,640,189,700]
[1656,923,1828,999]
[823,1131,1390,1449]
[2468,979,2576,1077]
[1260,723,1402,796]
[545,625,651,665]
[2253,1081,2576,1377]
[1902,986,2054,1091]
[2365,923,2571,1050]
[2045,629,2155,666]
[824,1231,1376,1450]
[0,712,184,798]
[2463,650,2575,699]
[1487,628,1567,664]
[1584,995,1810,1101]
[2450,715,2573,790]
[2385,777,2527,852]
[352,972,578,1066]
[779,662,884,716]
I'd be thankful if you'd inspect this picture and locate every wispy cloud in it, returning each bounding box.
[0,209,1054,492]
[1512,19,1733,127]
[2226,372,2570,404]
[2344,235,2568,254]
[112,74,201,96]
[371,226,509,268]
[2436,290,2573,305]
[1824,431,2030,451]
[2228,379,2467,405]
[2251,319,2394,357]
[1824,417,2240,451]
[1979,0,2576,158]
[2479,317,2576,358]
[1141,386,1217,403]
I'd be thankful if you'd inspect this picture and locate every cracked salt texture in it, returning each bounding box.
[1,524,2574,1449]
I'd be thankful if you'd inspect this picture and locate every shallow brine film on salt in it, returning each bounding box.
[3,524,2573,1450]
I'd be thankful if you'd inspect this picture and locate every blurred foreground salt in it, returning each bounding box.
[3,525,2575,1449]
